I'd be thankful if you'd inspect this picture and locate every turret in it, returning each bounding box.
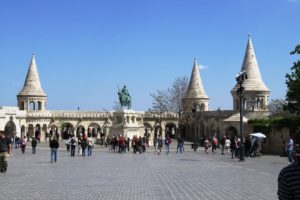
[231,35,270,112]
[181,59,209,112]
[17,54,47,111]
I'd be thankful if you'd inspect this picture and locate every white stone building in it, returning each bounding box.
[0,35,270,143]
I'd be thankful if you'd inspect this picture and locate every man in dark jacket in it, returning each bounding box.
[0,131,12,173]
[49,137,59,163]
[278,145,300,199]
[31,137,37,154]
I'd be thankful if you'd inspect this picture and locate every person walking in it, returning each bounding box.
[31,137,37,154]
[277,146,300,199]
[220,135,226,155]
[157,135,163,155]
[87,137,94,156]
[287,136,294,163]
[49,137,59,163]
[204,138,210,154]
[81,138,87,157]
[165,135,171,155]
[0,131,12,173]
[212,136,218,153]
[176,136,183,154]
[70,136,76,157]
[230,136,237,159]
[21,136,27,154]
[224,137,231,153]
[77,137,82,156]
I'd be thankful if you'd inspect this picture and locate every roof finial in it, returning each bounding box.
[248,33,251,38]
[194,57,197,63]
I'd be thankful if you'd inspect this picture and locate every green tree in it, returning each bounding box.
[285,45,300,114]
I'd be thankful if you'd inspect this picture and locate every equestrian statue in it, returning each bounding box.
[118,85,131,109]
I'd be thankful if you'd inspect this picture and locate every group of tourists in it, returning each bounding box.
[65,134,95,157]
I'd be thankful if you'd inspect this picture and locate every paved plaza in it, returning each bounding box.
[0,143,287,200]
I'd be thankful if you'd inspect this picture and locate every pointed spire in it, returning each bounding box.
[183,59,209,99]
[18,53,46,96]
[235,35,269,92]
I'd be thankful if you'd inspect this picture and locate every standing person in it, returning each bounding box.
[212,136,218,153]
[220,135,226,155]
[204,138,209,154]
[126,137,130,152]
[49,137,59,163]
[230,136,237,159]
[70,136,76,157]
[81,138,87,157]
[176,136,183,154]
[31,137,37,154]
[277,146,300,199]
[21,136,27,154]
[287,136,294,163]
[0,131,12,173]
[153,137,157,152]
[224,137,231,153]
[165,135,171,155]
[157,135,163,155]
[77,136,82,156]
[87,137,94,156]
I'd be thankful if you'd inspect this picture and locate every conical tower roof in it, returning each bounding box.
[232,35,269,92]
[183,59,209,99]
[18,54,46,97]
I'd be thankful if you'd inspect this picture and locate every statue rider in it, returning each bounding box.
[122,86,130,99]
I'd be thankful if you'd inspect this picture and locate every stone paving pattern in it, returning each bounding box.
[0,142,288,200]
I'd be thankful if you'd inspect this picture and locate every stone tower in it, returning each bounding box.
[17,54,47,111]
[181,59,209,112]
[231,35,270,112]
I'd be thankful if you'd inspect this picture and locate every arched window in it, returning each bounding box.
[29,101,35,111]
[37,101,42,110]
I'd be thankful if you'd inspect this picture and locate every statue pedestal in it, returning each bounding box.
[109,109,144,139]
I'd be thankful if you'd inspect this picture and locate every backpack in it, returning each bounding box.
[71,138,76,146]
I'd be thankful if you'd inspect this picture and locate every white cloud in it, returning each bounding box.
[199,64,208,70]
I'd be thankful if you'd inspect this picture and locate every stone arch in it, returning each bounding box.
[61,123,74,139]
[35,124,41,140]
[49,125,59,139]
[37,101,42,110]
[225,126,238,139]
[4,120,16,138]
[76,125,85,138]
[88,123,101,138]
[154,123,162,137]
[27,124,34,139]
[29,101,35,111]
[165,122,177,138]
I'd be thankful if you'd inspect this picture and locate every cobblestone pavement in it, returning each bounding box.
[0,143,288,200]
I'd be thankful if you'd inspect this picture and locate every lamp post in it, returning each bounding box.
[236,71,247,161]
[192,103,199,151]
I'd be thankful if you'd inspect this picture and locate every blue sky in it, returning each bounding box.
[0,0,299,111]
